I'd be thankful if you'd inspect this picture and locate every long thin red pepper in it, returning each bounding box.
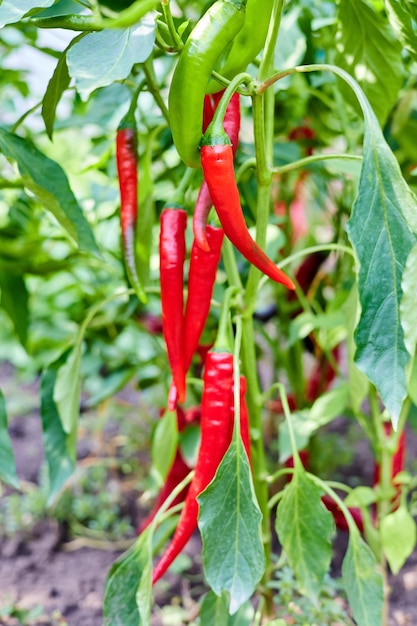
[160,208,187,407]
[183,225,224,373]
[201,141,295,289]
[116,118,147,303]
[152,350,235,584]
[193,92,241,252]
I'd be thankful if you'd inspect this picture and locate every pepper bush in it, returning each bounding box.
[0,1,417,625]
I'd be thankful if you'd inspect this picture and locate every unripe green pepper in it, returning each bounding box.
[168,0,247,168]
[207,0,274,94]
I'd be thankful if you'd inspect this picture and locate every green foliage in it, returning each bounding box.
[276,468,334,600]
[0,0,417,622]
[198,439,264,614]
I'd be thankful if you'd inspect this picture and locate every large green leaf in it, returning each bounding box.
[335,0,404,125]
[40,362,76,505]
[0,389,19,489]
[384,0,417,61]
[275,469,334,600]
[66,15,156,100]
[198,439,265,614]
[340,69,417,426]
[0,271,29,348]
[0,128,99,255]
[53,338,83,436]
[104,530,153,626]
[342,532,383,626]
[0,0,54,27]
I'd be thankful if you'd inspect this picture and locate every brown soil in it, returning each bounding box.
[0,365,416,626]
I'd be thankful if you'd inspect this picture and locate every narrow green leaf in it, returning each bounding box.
[0,128,99,255]
[342,532,384,626]
[40,363,76,505]
[151,410,178,485]
[342,70,417,426]
[42,35,85,140]
[276,469,334,600]
[0,389,19,489]
[384,0,417,61]
[0,0,54,27]
[380,506,417,574]
[67,15,156,100]
[53,338,83,435]
[400,243,417,357]
[199,591,255,626]
[135,131,155,288]
[335,0,404,125]
[103,530,153,626]
[198,440,265,614]
[0,271,29,348]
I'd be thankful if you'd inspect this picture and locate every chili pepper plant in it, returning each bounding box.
[0,1,417,625]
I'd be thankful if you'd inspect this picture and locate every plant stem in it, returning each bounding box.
[142,59,170,124]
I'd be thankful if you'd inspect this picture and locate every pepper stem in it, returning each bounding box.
[213,286,240,353]
[201,73,253,146]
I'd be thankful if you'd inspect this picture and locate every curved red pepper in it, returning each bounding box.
[116,124,147,303]
[184,226,224,373]
[152,350,234,584]
[160,208,187,406]
[201,143,295,289]
[194,92,241,252]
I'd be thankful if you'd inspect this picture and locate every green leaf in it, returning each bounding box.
[53,337,83,436]
[279,385,349,462]
[380,506,417,574]
[199,591,255,626]
[104,530,153,626]
[198,439,265,614]
[400,244,417,358]
[0,271,29,348]
[151,410,178,485]
[275,469,334,600]
[67,15,156,100]
[42,35,85,140]
[0,128,99,255]
[342,71,417,427]
[0,0,54,27]
[40,362,76,505]
[335,0,404,125]
[384,0,417,61]
[342,532,384,626]
[0,389,19,489]
[135,130,155,288]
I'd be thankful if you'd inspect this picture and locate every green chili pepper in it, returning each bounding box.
[168,0,247,168]
[207,0,274,94]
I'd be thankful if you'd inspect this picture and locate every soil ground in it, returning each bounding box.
[0,363,416,626]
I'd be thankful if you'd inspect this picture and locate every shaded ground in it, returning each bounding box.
[0,364,416,625]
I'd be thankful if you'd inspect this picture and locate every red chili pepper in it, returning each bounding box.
[152,350,234,584]
[201,142,295,290]
[116,121,147,303]
[183,226,224,373]
[160,208,187,407]
[193,92,241,252]
[321,494,364,533]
